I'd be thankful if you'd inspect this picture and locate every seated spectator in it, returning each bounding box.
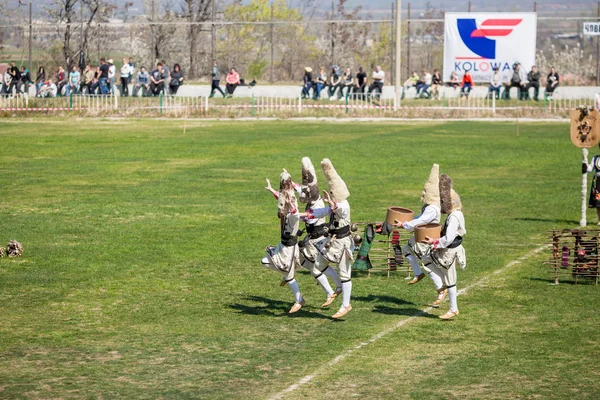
[545,67,559,99]
[328,65,342,100]
[340,67,354,100]
[35,66,46,96]
[354,66,367,100]
[133,66,150,97]
[460,71,474,97]
[81,64,95,95]
[489,66,502,99]
[431,69,442,100]
[39,79,58,98]
[313,66,327,100]
[367,65,385,99]
[55,66,67,96]
[120,58,132,97]
[150,63,165,97]
[225,68,240,97]
[502,62,526,100]
[8,61,21,97]
[301,67,313,99]
[415,69,432,99]
[169,63,184,95]
[65,66,80,96]
[19,66,31,95]
[525,65,540,101]
[447,71,460,89]
[401,71,419,99]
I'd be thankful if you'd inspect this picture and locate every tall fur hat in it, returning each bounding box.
[321,158,349,202]
[278,169,297,217]
[439,173,462,214]
[279,169,292,191]
[421,164,440,206]
[300,157,319,204]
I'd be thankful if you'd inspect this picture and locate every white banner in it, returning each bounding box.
[443,13,537,83]
[583,22,600,36]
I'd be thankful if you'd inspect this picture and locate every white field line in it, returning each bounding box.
[268,243,550,400]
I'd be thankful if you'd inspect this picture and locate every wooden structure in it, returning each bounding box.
[545,228,600,285]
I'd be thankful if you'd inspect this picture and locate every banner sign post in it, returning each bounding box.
[443,12,537,83]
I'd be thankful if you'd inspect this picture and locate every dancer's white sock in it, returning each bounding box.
[406,254,423,276]
[448,286,458,312]
[316,274,334,296]
[288,279,302,303]
[341,281,352,308]
[324,266,342,289]
[429,272,443,291]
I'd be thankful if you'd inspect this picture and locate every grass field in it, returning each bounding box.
[1,119,599,399]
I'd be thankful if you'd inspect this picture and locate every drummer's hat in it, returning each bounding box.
[421,164,440,206]
[321,158,349,202]
[440,173,462,214]
[300,157,319,204]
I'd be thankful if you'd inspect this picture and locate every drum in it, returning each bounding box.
[386,207,414,225]
[415,223,441,243]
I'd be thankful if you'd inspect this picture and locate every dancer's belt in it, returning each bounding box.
[306,224,327,239]
[281,234,298,247]
[447,235,463,249]
[329,225,351,239]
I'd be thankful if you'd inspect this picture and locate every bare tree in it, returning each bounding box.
[182,0,212,79]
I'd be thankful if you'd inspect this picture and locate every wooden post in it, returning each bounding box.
[394,0,402,107]
[211,0,216,64]
[28,2,32,72]
[552,229,559,285]
[406,2,411,79]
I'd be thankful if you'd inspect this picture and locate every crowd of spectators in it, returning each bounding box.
[300,65,386,101]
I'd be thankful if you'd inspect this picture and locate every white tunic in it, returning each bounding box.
[431,210,466,269]
[311,201,353,265]
[402,204,441,258]
[265,209,300,273]
[300,197,328,263]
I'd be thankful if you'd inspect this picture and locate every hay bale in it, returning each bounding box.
[6,240,23,257]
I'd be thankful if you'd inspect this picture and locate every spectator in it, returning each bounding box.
[35,66,46,96]
[447,71,460,89]
[368,65,385,99]
[415,69,432,99]
[97,58,110,95]
[128,57,136,84]
[209,60,226,98]
[8,61,21,96]
[431,69,442,100]
[545,67,559,100]
[313,66,327,100]
[502,62,526,100]
[56,66,67,96]
[39,78,58,98]
[107,59,117,94]
[525,65,540,101]
[119,58,132,96]
[150,62,165,97]
[460,71,474,98]
[340,67,354,100]
[489,66,502,99]
[301,67,313,99]
[81,64,95,95]
[0,70,8,96]
[169,63,184,95]
[354,66,367,100]
[161,59,170,94]
[19,66,31,95]
[225,67,240,97]
[133,66,150,97]
[401,71,419,99]
[65,66,80,96]
[328,65,342,100]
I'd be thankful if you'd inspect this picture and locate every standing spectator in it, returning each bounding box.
[119,58,132,96]
[525,65,540,101]
[460,71,474,98]
[55,66,67,96]
[8,61,21,96]
[545,67,559,100]
[81,64,95,95]
[367,65,385,99]
[401,71,419,99]
[354,66,367,100]
[502,62,525,100]
[97,58,110,95]
[328,65,342,100]
[39,78,58,98]
[169,63,184,95]
[65,66,80,96]
[225,67,240,97]
[35,66,46,96]
[415,69,432,99]
[150,63,165,96]
[161,59,170,94]
[107,59,116,94]
[19,66,31,95]
[209,60,225,98]
[301,67,313,99]
[489,66,502,99]
[447,71,460,89]
[431,69,442,100]
[133,66,150,97]
[127,57,136,84]
[313,66,327,100]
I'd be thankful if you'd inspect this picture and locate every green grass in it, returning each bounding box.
[0,119,598,399]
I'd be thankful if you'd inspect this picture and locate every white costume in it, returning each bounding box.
[306,159,354,319]
[422,173,467,319]
[261,170,304,313]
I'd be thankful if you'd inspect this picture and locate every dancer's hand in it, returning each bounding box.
[422,236,434,244]
[264,179,273,191]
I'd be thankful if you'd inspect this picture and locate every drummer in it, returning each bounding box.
[393,164,446,307]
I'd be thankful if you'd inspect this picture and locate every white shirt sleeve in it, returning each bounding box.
[311,207,331,219]
[437,215,459,249]
[587,156,596,173]
[402,206,437,232]
[333,201,350,220]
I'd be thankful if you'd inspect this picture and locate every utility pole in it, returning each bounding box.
[331,0,335,66]
[468,1,472,12]
[211,0,216,63]
[597,2,600,86]
[395,0,401,104]
[270,2,274,83]
[407,2,411,79]
[80,0,84,69]
[151,0,156,65]
[390,1,394,85]
[28,2,32,72]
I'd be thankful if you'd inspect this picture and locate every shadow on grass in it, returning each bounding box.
[371,304,438,319]
[229,295,331,319]
[514,217,580,225]
[353,294,415,306]
[528,277,597,286]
